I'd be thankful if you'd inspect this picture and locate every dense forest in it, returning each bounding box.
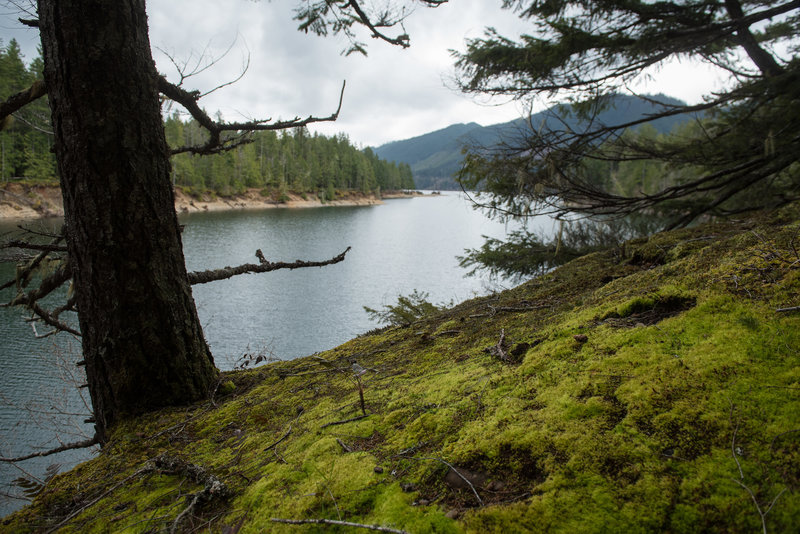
[0,40,55,182]
[0,39,415,195]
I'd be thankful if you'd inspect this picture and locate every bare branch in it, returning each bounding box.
[27,300,81,337]
[0,436,98,463]
[187,246,351,285]
[17,18,38,28]
[263,426,292,451]
[6,260,70,307]
[320,414,368,429]
[345,0,411,48]
[270,518,409,534]
[0,80,46,127]
[10,111,54,135]
[1,240,68,253]
[158,76,346,155]
[0,236,63,290]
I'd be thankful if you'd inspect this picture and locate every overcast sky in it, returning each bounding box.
[2,0,731,147]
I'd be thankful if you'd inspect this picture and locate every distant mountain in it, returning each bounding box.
[374,94,689,190]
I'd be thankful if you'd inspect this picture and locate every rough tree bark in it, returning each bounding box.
[37,0,218,442]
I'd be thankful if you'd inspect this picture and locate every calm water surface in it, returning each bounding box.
[0,191,551,514]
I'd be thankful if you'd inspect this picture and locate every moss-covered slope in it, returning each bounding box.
[4,207,799,533]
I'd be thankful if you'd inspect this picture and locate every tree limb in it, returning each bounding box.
[0,80,47,128]
[0,236,63,290]
[1,240,68,253]
[7,260,71,307]
[158,76,346,155]
[188,246,351,285]
[0,436,98,463]
[26,300,81,337]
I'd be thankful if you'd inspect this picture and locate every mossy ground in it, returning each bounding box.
[3,207,799,533]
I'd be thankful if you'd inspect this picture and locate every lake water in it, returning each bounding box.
[0,191,552,515]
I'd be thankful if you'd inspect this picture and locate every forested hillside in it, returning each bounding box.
[0,40,55,182]
[164,115,415,196]
[0,40,414,196]
[374,94,688,190]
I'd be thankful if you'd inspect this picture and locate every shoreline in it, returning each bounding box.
[0,183,430,221]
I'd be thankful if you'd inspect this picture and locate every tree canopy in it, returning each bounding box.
[455,0,800,227]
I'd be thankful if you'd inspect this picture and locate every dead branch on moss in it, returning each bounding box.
[776,306,800,312]
[336,438,353,453]
[270,518,409,533]
[187,247,351,284]
[485,329,511,363]
[264,426,293,452]
[152,454,229,533]
[470,302,551,318]
[321,414,369,429]
[729,403,745,480]
[729,402,787,534]
[731,479,786,534]
[45,465,155,533]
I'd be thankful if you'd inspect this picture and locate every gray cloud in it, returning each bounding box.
[2,0,729,147]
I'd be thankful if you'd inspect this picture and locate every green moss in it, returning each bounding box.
[4,206,800,533]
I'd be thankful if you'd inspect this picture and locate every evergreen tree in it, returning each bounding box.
[456,0,800,225]
[454,0,800,279]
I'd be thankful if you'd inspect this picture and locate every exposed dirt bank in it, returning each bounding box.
[0,184,427,221]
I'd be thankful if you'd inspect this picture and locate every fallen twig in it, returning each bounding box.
[486,329,510,362]
[776,306,800,313]
[398,455,483,507]
[321,414,369,429]
[264,426,292,452]
[46,465,154,533]
[270,518,408,533]
[731,479,786,534]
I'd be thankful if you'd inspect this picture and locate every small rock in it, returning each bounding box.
[444,466,487,491]
[374,466,384,474]
[485,480,506,491]
[573,334,589,343]
[445,509,460,520]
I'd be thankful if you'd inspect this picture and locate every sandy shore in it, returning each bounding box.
[0,184,426,221]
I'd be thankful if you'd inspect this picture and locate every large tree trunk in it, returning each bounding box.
[37,0,218,442]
